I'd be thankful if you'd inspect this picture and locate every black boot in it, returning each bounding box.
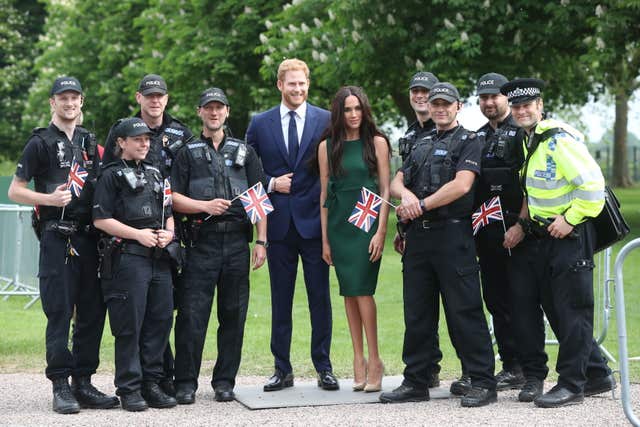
[159,378,176,397]
[141,382,177,408]
[71,376,119,409]
[52,378,81,414]
[450,374,471,396]
[120,390,148,412]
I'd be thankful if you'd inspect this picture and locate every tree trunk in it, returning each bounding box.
[612,91,633,187]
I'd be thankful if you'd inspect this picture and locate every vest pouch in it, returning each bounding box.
[188,177,215,200]
[122,193,157,223]
[228,173,249,198]
[429,164,441,192]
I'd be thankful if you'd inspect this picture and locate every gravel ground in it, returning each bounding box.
[0,373,636,426]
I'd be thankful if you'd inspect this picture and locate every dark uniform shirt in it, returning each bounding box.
[16,123,100,223]
[171,134,266,223]
[398,118,436,162]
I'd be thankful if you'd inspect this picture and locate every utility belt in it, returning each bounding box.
[527,216,580,240]
[120,240,170,259]
[410,217,466,231]
[185,218,251,247]
[43,219,94,236]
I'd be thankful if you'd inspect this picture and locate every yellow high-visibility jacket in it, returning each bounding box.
[523,118,604,225]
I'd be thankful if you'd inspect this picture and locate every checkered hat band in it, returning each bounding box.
[507,87,540,98]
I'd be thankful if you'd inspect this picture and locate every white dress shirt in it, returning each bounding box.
[280,102,306,153]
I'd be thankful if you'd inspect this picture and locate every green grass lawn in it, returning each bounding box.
[1,188,639,382]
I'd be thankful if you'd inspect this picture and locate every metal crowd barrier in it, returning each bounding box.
[0,204,40,309]
[614,238,640,427]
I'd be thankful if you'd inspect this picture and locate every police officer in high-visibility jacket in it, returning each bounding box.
[500,78,615,408]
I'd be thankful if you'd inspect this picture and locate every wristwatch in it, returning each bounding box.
[255,240,269,248]
[419,199,426,212]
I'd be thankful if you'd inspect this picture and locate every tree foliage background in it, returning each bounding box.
[1,0,638,186]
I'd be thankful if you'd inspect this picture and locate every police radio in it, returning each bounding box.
[121,168,147,192]
[234,144,246,167]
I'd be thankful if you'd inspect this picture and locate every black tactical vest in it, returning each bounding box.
[404,126,476,220]
[183,136,249,220]
[108,162,164,229]
[398,119,436,162]
[475,116,524,215]
[32,126,99,223]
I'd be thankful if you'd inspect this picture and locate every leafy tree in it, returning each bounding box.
[583,1,640,187]
[0,0,46,157]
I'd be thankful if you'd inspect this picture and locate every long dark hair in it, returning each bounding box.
[317,86,390,177]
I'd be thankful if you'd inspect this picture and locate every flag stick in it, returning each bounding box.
[204,182,262,221]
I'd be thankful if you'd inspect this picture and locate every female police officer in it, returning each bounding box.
[93,117,177,411]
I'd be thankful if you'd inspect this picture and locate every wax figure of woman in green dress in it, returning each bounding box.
[316,86,391,392]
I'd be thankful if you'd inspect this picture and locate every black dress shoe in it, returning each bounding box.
[450,374,471,396]
[71,376,119,409]
[534,384,584,408]
[495,368,526,391]
[427,372,440,388]
[584,374,616,396]
[120,391,148,412]
[159,378,176,397]
[379,384,429,403]
[214,383,235,402]
[264,370,294,392]
[175,387,196,405]
[461,386,497,407]
[317,371,339,390]
[518,377,543,402]
[141,382,177,408]
[52,378,81,414]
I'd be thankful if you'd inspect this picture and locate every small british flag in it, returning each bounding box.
[348,187,382,233]
[163,178,172,207]
[472,196,504,235]
[239,182,274,224]
[66,158,88,198]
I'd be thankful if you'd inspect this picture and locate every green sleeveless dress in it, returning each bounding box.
[324,138,382,296]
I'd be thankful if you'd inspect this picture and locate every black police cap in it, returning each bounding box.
[500,78,545,105]
[138,74,168,96]
[409,72,439,90]
[115,117,152,138]
[50,76,83,96]
[429,82,460,103]
[476,73,509,95]
[199,87,229,107]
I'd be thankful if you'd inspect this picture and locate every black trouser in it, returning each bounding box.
[475,222,520,372]
[509,221,611,393]
[38,230,106,381]
[402,220,496,390]
[174,230,249,390]
[102,253,173,395]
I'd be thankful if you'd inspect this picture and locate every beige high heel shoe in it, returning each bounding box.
[352,358,367,391]
[364,360,384,392]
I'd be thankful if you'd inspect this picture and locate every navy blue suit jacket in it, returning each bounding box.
[246,103,330,241]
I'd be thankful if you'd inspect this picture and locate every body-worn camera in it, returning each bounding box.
[121,168,147,191]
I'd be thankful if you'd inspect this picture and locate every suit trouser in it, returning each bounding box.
[266,224,332,374]
[402,220,496,390]
[174,230,249,390]
[38,230,106,381]
[508,222,611,393]
[103,253,173,395]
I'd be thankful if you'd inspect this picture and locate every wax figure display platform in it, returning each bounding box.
[234,375,451,409]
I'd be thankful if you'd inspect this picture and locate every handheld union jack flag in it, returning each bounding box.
[239,182,274,224]
[163,178,172,207]
[348,187,383,233]
[472,196,504,235]
[66,158,88,198]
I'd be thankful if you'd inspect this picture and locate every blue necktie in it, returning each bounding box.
[288,110,299,167]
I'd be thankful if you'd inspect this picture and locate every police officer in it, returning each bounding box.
[500,78,615,407]
[171,88,267,404]
[380,82,497,407]
[8,77,118,414]
[450,73,526,396]
[93,117,177,411]
[394,71,443,389]
[102,74,193,395]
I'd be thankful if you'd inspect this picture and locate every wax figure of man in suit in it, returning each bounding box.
[246,58,338,391]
